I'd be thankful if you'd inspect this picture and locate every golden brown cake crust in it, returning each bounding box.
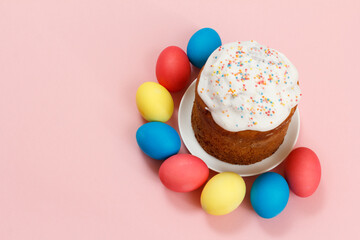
[191,72,297,165]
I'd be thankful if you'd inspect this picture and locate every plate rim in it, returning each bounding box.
[178,79,300,177]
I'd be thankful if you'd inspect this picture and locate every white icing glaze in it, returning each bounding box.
[197,41,301,132]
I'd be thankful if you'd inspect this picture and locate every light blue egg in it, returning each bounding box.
[250,172,289,219]
[136,122,181,160]
[187,28,222,68]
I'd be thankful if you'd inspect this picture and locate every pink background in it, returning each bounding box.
[0,0,359,239]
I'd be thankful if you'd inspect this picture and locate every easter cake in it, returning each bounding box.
[191,41,301,165]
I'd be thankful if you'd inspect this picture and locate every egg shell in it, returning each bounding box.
[159,154,209,192]
[136,122,180,160]
[201,172,246,216]
[284,147,321,198]
[250,172,289,219]
[136,82,174,122]
[187,28,222,68]
[156,46,191,92]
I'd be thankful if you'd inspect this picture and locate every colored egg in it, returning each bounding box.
[187,28,222,68]
[284,147,321,198]
[136,82,174,122]
[159,154,209,192]
[156,46,191,92]
[136,122,180,160]
[251,172,289,219]
[201,172,246,216]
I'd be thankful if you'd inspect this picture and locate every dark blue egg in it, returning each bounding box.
[250,172,289,219]
[187,28,222,68]
[136,122,181,160]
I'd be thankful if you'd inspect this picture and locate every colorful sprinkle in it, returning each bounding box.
[197,41,301,131]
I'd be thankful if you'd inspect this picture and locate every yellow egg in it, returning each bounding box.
[136,82,174,122]
[201,172,246,216]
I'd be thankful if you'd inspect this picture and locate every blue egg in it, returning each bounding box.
[187,28,222,68]
[250,172,289,219]
[136,122,181,160]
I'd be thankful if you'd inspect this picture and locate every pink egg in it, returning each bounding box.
[156,46,191,92]
[159,154,209,192]
[284,147,321,197]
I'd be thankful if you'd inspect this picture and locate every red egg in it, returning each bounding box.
[156,46,191,92]
[159,154,209,192]
[284,147,321,197]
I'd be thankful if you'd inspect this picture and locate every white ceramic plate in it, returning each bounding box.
[178,80,300,177]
